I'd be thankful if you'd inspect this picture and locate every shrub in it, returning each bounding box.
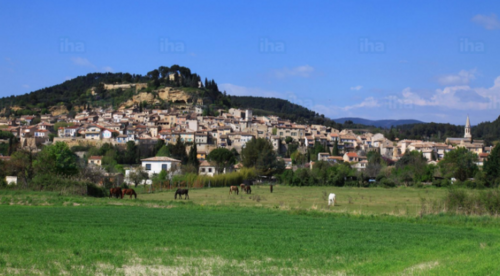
[432,179,442,187]
[380,178,395,188]
[172,168,256,188]
[443,188,500,215]
[87,184,107,198]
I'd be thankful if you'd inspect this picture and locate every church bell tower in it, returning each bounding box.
[464,115,472,142]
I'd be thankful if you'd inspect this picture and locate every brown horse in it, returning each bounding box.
[229,186,239,195]
[122,188,137,199]
[243,185,252,194]
[109,188,123,199]
[240,183,245,190]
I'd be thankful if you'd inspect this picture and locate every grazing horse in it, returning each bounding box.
[175,189,189,199]
[109,188,123,199]
[328,193,336,206]
[240,183,245,190]
[243,185,252,194]
[229,186,239,195]
[122,188,137,199]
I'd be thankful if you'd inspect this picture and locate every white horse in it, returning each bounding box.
[328,193,336,206]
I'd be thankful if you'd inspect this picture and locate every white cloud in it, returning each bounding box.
[71,57,95,68]
[437,69,476,85]
[102,66,114,73]
[343,97,380,111]
[271,65,314,79]
[219,83,284,98]
[22,84,29,89]
[350,85,363,91]
[384,82,496,111]
[472,14,500,30]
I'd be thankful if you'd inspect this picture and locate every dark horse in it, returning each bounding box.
[109,188,123,199]
[175,188,189,199]
[122,188,137,199]
[243,185,252,194]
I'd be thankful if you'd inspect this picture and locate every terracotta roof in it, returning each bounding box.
[199,160,215,167]
[346,152,358,157]
[140,156,181,162]
[89,156,102,160]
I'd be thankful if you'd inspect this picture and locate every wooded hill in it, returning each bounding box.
[1,65,500,144]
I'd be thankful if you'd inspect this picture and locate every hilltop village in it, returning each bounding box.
[0,100,490,176]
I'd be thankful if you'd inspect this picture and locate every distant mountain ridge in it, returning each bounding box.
[332,117,424,128]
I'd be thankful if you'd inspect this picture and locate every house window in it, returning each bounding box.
[162,164,167,171]
[145,164,151,171]
[201,168,205,172]
[208,168,212,173]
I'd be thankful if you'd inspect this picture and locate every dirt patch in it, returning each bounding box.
[401,261,439,275]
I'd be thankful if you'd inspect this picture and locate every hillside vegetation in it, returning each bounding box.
[1,65,500,143]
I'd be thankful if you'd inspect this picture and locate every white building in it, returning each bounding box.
[140,156,181,177]
[199,160,217,177]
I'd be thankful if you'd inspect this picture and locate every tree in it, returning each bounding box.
[124,141,140,164]
[8,150,35,186]
[291,151,307,165]
[366,151,384,178]
[439,147,478,182]
[311,141,326,161]
[208,148,236,173]
[332,140,339,156]
[156,145,171,157]
[147,69,160,88]
[241,138,282,176]
[483,143,500,184]
[187,143,200,170]
[395,150,428,184]
[154,139,165,154]
[34,142,78,175]
[169,137,188,164]
[128,166,148,187]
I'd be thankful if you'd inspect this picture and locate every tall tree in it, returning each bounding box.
[208,148,236,173]
[241,138,283,176]
[332,140,339,156]
[187,143,200,170]
[484,143,500,182]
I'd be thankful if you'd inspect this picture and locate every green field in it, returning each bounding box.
[140,185,447,216]
[0,187,499,275]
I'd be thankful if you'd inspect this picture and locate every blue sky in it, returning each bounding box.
[1,0,500,124]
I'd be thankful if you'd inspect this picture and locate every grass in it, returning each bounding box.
[140,185,447,216]
[0,187,499,275]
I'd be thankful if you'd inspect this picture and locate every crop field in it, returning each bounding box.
[0,188,499,275]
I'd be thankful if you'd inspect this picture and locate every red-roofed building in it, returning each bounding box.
[88,156,103,166]
[343,152,359,163]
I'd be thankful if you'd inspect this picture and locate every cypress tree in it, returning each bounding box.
[332,140,339,156]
